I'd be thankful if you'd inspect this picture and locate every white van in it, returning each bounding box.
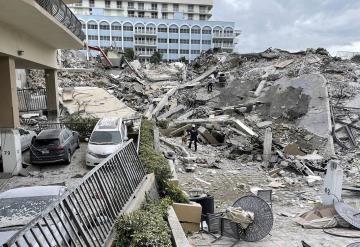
[86,117,128,167]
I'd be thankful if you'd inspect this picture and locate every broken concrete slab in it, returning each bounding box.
[275,59,294,69]
[60,87,138,119]
[158,105,186,120]
[197,126,219,145]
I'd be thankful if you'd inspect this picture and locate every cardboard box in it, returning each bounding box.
[173,202,202,224]
[181,222,200,233]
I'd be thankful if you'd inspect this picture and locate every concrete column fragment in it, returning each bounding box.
[263,127,272,167]
[45,69,59,121]
[0,57,20,128]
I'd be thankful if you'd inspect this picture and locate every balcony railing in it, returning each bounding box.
[35,0,85,41]
[135,29,157,35]
[135,40,157,46]
[213,33,235,38]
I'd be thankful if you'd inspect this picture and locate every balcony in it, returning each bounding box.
[134,29,157,36]
[135,40,157,46]
[136,51,154,57]
[213,33,236,39]
[35,0,85,41]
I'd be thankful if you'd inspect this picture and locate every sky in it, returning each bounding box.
[212,0,360,55]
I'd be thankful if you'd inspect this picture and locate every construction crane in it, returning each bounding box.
[86,44,113,67]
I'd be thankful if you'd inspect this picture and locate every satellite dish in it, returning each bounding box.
[232,195,273,242]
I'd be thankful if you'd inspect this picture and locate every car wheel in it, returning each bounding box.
[65,150,71,165]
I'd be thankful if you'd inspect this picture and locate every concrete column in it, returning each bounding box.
[0,57,22,175]
[0,57,20,128]
[45,69,59,121]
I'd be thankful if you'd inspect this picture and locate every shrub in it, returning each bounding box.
[62,115,99,139]
[115,198,172,247]
[139,119,189,203]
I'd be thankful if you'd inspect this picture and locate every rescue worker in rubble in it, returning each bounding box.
[207,73,216,92]
[187,124,199,152]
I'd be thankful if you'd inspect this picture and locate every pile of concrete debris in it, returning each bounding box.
[25,47,360,178]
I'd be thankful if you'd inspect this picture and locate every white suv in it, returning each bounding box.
[86,117,128,167]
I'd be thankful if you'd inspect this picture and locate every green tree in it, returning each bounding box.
[178,56,189,64]
[150,51,162,64]
[124,48,135,61]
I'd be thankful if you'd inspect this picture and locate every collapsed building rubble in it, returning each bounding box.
[22,46,360,245]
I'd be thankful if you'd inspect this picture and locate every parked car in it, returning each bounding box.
[86,117,128,167]
[30,128,79,164]
[0,186,70,246]
[0,128,36,153]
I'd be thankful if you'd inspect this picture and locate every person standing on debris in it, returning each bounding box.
[187,125,199,152]
[208,74,216,92]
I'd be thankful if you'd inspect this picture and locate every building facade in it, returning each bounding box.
[68,0,239,61]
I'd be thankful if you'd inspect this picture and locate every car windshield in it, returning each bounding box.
[89,131,121,145]
[34,139,60,147]
[0,196,57,228]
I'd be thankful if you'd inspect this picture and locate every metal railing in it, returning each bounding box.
[3,140,146,247]
[18,88,47,112]
[35,0,86,41]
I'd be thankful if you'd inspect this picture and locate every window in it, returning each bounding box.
[169,39,178,44]
[111,23,121,30]
[202,40,211,45]
[123,25,133,31]
[162,3,168,11]
[173,4,179,11]
[162,13,168,19]
[191,40,200,44]
[158,27,167,32]
[169,27,178,33]
[200,6,207,13]
[138,2,144,10]
[191,28,200,34]
[105,0,110,8]
[158,49,167,54]
[128,11,135,17]
[180,39,189,44]
[191,50,200,54]
[169,49,178,54]
[128,2,134,9]
[180,28,189,33]
[180,49,188,54]
[200,15,207,21]
[188,4,194,12]
[87,23,98,29]
[202,29,211,34]
[124,37,133,41]
[89,0,95,7]
[188,14,193,20]
[100,23,110,30]
[158,38,167,43]
[88,35,98,40]
[100,36,110,41]
[151,3,157,10]
[112,36,122,41]
[138,12,145,17]
[151,12,158,18]
[81,23,86,29]
[116,1,122,8]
